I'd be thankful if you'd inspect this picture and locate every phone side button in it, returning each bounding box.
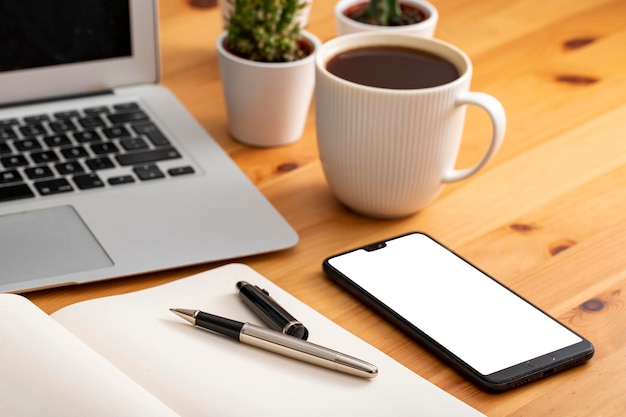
[527,354,556,368]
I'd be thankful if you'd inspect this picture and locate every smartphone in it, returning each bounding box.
[323,232,594,392]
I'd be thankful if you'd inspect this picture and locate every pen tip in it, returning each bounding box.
[169,308,196,324]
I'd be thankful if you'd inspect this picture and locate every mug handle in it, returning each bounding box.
[442,92,506,183]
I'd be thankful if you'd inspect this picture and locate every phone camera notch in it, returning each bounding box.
[364,242,387,252]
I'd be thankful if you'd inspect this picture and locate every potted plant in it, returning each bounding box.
[217,0,312,29]
[216,0,321,147]
[334,0,438,37]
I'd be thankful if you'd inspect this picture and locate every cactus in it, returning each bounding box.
[347,0,426,26]
[226,0,309,62]
[361,0,402,26]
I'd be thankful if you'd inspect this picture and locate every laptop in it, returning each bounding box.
[0,0,298,293]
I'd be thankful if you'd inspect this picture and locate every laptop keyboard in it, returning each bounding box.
[0,102,195,203]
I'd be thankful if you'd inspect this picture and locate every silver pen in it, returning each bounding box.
[170,308,378,378]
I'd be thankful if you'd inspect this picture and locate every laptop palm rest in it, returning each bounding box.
[0,206,113,287]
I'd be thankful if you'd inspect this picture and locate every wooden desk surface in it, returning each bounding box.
[25,0,626,415]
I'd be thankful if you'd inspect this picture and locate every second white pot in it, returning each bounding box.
[335,0,438,37]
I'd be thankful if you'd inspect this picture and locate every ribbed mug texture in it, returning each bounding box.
[315,34,504,218]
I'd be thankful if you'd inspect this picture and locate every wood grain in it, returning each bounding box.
[23,0,626,415]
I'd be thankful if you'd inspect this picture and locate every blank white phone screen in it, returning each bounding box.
[328,234,581,375]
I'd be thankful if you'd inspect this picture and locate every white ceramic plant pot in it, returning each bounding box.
[335,0,438,37]
[218,0,313,29]
[216,31,321,147]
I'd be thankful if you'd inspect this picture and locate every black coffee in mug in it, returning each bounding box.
[326,46,460,90]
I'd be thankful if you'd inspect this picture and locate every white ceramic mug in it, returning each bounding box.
[335,0,438,37]
[314,33,506,218]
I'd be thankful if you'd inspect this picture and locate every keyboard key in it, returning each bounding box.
[61,146,89,160]
[44,134,72,147]
[108,110,149,124]
[73,173,105,190]
[19,123,47,137]
[168,166,195,176]
[0,143,11,155]
[120,137,148,151]
[91,142,120,155]
[79,115,106,128]
[113,102,140,111]
[0,170,22,184]
[0,118,18,127]
[116,147,181,166]
[34,178,73,196]
[86,156,115,171]
[0,127,17,141]
[84,106,109,114]
[103,125,131,139]
[24,114,50,124]
[14,138,43,152]
[53,110,80,119]
[73,130,101,143]
[108,175,135,185]
[133,164,164,180]
[31,150,60,164]
[0,183,35,202]
[132,122,170,146]
[55,161,85,175]
[25,166,55,180]
[1,154,29,168]
[49,119,77,132]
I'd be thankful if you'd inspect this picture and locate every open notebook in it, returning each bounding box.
[0,264,485,416]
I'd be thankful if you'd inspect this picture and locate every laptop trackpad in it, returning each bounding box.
[0,206,113,286]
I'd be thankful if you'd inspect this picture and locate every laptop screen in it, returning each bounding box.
[0,0,157,105]
[0,0,132,72]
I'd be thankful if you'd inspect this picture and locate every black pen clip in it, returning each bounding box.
[236,281,309,340]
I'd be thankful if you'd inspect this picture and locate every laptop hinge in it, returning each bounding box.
[0,89,115,110]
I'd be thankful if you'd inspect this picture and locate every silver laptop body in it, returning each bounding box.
[0,0,298,293]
